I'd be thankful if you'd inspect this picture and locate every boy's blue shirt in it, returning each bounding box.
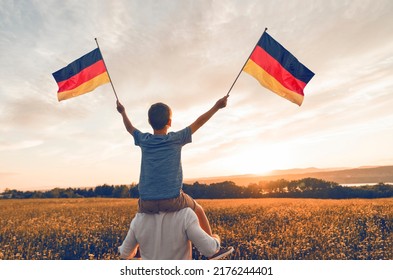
[133,127,192,200]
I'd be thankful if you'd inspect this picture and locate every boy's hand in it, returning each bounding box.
[214,95,229,110]
[117,101,125,114]
[189,95,229,134]
[117,100,136,135]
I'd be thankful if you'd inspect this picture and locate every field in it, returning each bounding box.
[0,198,392,260]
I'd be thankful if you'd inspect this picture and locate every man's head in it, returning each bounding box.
[148,102,172,130]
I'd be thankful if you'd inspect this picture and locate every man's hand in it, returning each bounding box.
[212,234,221,244]
[117,100,125,114]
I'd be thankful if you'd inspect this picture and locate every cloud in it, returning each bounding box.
[1,0,393,189]
[0,140,43,152]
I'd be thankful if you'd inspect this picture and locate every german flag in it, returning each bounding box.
[243,32,314,106]
[52,48,110,101]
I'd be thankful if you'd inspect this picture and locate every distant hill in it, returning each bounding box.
[184,166,393,186]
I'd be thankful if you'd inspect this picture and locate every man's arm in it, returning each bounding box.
[118,221,139,259]
[186,214,221,258]
[117,101,136,135]
[189,95,228,134]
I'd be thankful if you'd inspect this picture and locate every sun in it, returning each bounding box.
[225,143,294,175]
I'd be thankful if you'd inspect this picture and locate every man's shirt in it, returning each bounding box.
[118,208,220,260]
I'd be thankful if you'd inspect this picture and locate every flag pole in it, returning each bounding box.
[94,38,120,102]
[225,27,268,97]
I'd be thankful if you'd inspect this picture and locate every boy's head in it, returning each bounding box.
[148,102,172,130]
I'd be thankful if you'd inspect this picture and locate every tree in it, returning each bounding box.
[113,185,130,198]
[95,184,114,197]
[130,185,139,198]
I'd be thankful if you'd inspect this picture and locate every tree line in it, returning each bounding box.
[1,178,393,199]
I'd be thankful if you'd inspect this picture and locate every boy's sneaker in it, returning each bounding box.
[208,247,234,260]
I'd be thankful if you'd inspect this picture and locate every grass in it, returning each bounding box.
[0,198,392,260]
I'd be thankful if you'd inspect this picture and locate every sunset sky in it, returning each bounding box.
[1,0,393,191]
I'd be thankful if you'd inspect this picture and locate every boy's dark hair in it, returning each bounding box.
[148,103,171,130]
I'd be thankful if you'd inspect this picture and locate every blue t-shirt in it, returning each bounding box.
[133,127,192,200]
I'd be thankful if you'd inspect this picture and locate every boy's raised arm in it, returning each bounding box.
[189,95,228,134]
[117,101,136,135]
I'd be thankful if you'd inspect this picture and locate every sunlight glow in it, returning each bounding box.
[225,143,294,175]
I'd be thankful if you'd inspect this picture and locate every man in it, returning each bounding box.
[118,207,233,260]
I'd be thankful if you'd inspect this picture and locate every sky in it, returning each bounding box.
[1,0,393,191]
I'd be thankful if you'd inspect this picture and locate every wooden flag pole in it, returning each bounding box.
[225,27,268,97]
[94,38,120,101]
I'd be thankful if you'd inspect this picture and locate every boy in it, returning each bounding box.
[117,95,231,258]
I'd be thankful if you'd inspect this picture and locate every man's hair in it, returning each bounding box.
[148,102,171,130]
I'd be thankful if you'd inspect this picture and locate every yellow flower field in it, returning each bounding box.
[0,198,392,260]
